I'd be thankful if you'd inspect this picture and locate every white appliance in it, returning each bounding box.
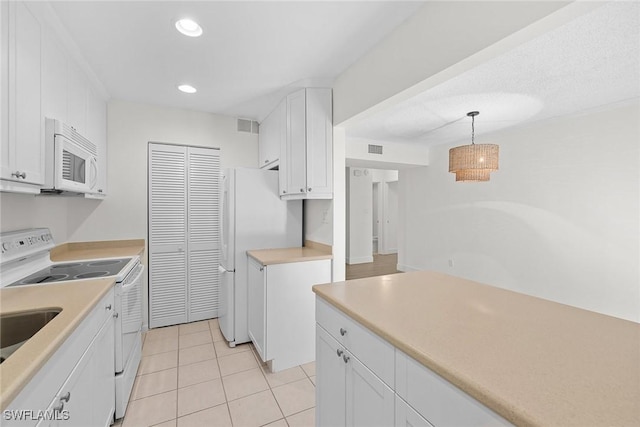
[0,228,142,420]
[42,118,99,195]
[218,168,302,346]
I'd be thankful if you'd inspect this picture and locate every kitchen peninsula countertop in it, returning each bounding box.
[312,270,640,427]
[247,240,332,265]
[0,240,145,411]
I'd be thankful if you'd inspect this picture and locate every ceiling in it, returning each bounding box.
[346,1,640,147]
[49,1,424,122]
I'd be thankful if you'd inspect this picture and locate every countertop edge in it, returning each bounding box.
[0,279,114,411]
[312,287,531,427]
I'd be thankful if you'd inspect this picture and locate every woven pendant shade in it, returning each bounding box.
[454,169,491,182]
[448,111,499,182]
[448,144,499,172]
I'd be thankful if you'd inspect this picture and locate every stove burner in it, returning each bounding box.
[51,263,82,269]
[88,260,124,267]
[23,274,69,284]
[74,271,110,279]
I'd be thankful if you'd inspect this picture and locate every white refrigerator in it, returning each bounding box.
[218,168,302,346]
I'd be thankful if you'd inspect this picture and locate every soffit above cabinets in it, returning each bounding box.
[346,1,640,147]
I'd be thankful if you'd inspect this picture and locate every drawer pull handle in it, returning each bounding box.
[53,402,64,413]
[340,328,347,336]
[105,304,112,310]
[342,354,350,364]
[336,349,344,357]
[60,392,71,402]
[113,312,119,319]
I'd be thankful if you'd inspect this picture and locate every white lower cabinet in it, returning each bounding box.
[39,316,115,427]
[5,288,115,427]
[316,297,396,427]
[396,396,434,427]
[247,256,331,372]
[316,325,395,427]
[316,297,513,427]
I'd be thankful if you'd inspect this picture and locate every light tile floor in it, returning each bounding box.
[114,319,316,427]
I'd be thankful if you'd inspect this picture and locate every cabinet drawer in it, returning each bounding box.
[316,298,394,387]
[395,350,512,427]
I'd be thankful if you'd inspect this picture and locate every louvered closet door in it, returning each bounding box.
[149,144,188,328]
[187,147,220,321]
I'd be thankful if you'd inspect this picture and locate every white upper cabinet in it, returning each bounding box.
[279,88,333,200]
[1,1,107,196]
[0,1,44,192]
[85,85,107,196]
[66,60,87,135]
[258,98,284,169]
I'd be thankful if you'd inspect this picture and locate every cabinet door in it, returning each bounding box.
[316,325,346,427]
[46,340,96,427]
[259,99,283,169]
[247,257,266,361]
[187,146,221,321]
[304,88,332,197]
[85,86,107,195]
[92,317,115,427]
[282,89,307,197]
[2,1,44,185]
[148,143,188,328]
[396,396,434,427]
[66,61,86,135]
[345,350,395,427]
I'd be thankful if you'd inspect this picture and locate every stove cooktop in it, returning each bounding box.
[7,258,132,287]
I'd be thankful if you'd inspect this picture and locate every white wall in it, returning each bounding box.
[346,167,373,264]
[398,103,640,322]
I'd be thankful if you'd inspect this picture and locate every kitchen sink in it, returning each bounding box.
[0,308,62,363]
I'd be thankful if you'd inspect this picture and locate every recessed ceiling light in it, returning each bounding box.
[175,18,203,37]
[178,84,197,94]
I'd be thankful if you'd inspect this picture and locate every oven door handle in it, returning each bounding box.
[121,265,144,292]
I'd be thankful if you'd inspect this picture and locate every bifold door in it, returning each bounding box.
[148,143,220,328]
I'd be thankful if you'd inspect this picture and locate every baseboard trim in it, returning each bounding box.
[397,264,421,272]
[346,256,374,265]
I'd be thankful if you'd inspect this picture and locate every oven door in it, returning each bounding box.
[115,262,144,373]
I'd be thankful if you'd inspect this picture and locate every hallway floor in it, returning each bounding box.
[346,253,400,280]
[115,319,316,427]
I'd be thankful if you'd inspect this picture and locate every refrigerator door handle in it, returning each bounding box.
[219,265,235,274]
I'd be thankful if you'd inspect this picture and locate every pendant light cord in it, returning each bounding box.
[471,114,475,145]
[467,111,479,145]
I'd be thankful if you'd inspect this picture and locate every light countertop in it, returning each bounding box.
[0,240,146,411]
[247,240,332,266]
[50,239,145,262]
[312,270,640,427]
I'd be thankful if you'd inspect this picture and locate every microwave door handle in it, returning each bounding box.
[89,157,98,189]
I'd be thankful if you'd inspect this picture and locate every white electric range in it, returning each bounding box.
[0,228,143,420]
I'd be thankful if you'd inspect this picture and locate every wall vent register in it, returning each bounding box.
[368,144,383,154]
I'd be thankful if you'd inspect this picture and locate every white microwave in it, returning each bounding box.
[43,118,99,194]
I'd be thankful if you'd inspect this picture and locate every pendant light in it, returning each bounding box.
[449,111,499,182]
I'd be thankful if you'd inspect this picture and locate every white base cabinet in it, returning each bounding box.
[316,297,512,427]
[5,288,115,427]
[316,299,395,427]
[248,256,331,372]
